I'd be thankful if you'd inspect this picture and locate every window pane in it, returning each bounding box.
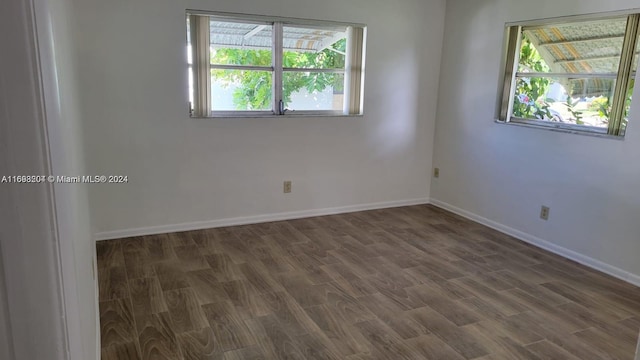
[283,72,344,111]
[519,18,627,74]
[512,76,615,128]
[210,20,273,66]
[283,25,346,69]
[211,69,272,111]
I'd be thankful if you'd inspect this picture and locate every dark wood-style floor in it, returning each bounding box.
[97,205,640,360]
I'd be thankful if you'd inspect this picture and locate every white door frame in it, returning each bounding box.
[0,0,73,358]
[0,246,15,360]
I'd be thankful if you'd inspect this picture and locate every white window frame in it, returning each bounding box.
[186,10,366,118]
[498,11,640,137]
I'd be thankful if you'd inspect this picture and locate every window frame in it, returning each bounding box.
[497,11,640,137]
[186,10,367,118]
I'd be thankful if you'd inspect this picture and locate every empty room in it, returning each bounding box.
[2,0,640,359]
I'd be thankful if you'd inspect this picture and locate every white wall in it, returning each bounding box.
[432,0,640,282]
[71,0,446,236]
[36,0,99,356]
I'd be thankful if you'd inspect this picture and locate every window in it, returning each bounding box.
[499,13,640,136]
[186,11,366,117]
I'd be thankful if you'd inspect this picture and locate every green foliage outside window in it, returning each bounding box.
[211,39,346,110]
[512,36,553,120]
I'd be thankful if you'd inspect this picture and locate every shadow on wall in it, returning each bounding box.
[375,47,420,156]
[449,0,503,129]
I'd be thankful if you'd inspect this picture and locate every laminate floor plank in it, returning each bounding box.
[100,298,137,348]
[99,266,130,301]
[97,240,125,269]
[304,304,371,355]
[405,334,465,360]
[574,326,637,360]
[525,339,582,360]
[98,205,640,359]
[164,288,209,334]
[121,237,147,253]
[201,301,256,352]
[544,333,618,360]
[407,307,490,359]
[217,238,252,264]
[358,292,429,339]
[183,231,209,248]
[122,249,156,279]
[203,254,245,282]
[504,288,594,333]
[145,235,176,263]
[167,232,197,248]
[541,281,634,320]
[239,262,285,294]
[321,263,378,297]
[452,276,531,316]
[101,341,141,360]
[352,318,420,360]
[220,346,264,360]
[257,290,320,337]
[136,312,182,360]
[176,327,222,360]
[128,277,168,318]
[277,273,330,308]
[293,332,343,360]
[321,283,376,324]
[618,316,640,333]
[155,262,191,291]
[186,269,228,306]
[406,284,480,326]
[464,321,543,359]
[252,314,306,359]
[221,279,271,319]
[174,245,211,272]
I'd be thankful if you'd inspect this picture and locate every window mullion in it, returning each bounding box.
[273,22,283,115]
[210,64,273,71]
[609,14,640,135]
[515,72,619,79]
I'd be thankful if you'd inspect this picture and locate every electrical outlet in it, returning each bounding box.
[434,168,440,178]
[540,206,550,220]
[283,180,292,193]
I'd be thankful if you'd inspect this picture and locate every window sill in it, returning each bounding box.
[190,113,364,119]
[494,118,625,140]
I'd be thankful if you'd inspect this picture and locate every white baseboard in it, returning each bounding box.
[430,198,640,288]
[94,198,430,241]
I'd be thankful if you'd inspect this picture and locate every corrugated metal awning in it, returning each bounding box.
[209,20,346,52]
[523,17,639,96]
